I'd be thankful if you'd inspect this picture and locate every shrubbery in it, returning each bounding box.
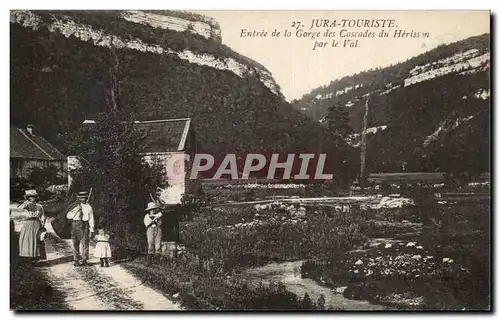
[180,205,368,270]
[301,200,490,310]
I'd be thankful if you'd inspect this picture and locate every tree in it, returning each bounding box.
[325,103,352,148]
[68,48,166,257]
[317,294,326,310]
[325,103,357,188]
[69,109,166,256]
[300,292,313,309]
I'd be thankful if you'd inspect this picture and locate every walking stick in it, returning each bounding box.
[87,187,93,203]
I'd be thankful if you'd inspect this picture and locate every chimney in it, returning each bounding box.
[27,124,34,135]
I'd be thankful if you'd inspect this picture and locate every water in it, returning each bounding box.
[239,198,489,310]
[239,260,386,310]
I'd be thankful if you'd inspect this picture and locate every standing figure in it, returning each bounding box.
[18,190,46,264]
[94,228,112,267]
[66,191,95,266]
[143,202,163,264]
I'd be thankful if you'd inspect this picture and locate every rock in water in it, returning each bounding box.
[335,286,348,294]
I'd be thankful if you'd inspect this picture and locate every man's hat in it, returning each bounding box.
[77,191,89,199]
[145,202,159,212]
[25,189,38,197]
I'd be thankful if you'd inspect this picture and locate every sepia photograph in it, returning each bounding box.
[9,8,491,311]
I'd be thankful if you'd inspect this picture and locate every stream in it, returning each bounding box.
[239,260,386,310]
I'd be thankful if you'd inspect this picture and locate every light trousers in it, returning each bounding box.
[147,226,162,254]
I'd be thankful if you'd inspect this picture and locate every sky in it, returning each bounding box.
[195,10,490,101]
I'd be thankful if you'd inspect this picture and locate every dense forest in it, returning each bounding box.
[293,34,490,175]
[293,33,490,125]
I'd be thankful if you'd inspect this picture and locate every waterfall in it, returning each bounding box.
[360,95,370,178]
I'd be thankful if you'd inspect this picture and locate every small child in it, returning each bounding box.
[94,228,111,267]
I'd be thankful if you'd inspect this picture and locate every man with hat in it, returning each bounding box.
[66,191,95,266]
[143,202,163,264]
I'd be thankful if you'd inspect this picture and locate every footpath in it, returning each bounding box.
[11,205,182,311]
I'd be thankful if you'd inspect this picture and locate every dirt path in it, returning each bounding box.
[45,223,183,310]
[12,207,183,311]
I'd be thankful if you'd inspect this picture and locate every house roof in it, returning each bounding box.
[134,118,191,153]
[82,118,192,153]
[10,127,66,161]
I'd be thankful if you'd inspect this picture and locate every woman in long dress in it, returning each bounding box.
[18,190,46,263]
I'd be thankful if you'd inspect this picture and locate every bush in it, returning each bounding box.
[301,200,490,310]
[180,183,206,221]
[304,182,339,197]
[380,182,392,194]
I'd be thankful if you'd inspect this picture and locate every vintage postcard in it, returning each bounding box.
[10,9,490,311]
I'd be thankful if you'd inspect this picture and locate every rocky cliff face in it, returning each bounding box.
[10,10,280,96]
[293,34,490,174]
[121,10,223,43]
[11,10,324,155]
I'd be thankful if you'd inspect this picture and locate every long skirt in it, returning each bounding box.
[18,219,46,259]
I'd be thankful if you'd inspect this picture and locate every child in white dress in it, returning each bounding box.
[94,228,111,267]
